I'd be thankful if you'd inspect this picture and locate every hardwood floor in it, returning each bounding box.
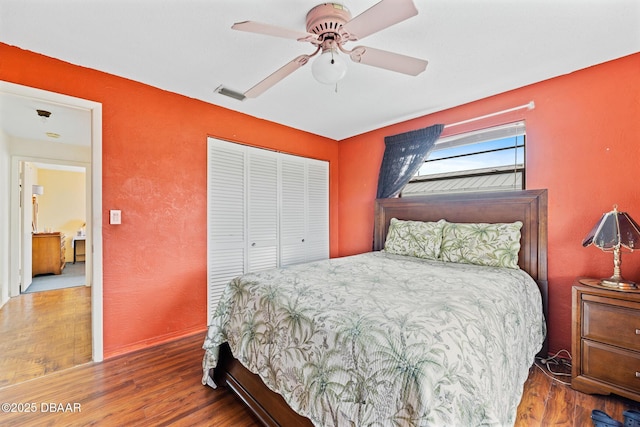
[0,332,261,426]
[0,286,91,387]
[1,330,639,426]
[516,362,640,426]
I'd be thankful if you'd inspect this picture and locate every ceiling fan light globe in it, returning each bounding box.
[311,49,347,85]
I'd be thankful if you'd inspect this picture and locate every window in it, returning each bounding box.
[401,122,525,196]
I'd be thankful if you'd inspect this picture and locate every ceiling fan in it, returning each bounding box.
[217,0,428,100]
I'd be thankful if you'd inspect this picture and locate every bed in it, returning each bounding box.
[202,189,548,426]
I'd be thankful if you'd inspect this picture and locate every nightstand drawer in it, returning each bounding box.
[583,296,640,351]
[582,340,640,393]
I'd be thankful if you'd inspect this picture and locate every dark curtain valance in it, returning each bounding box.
[376,124,444,199]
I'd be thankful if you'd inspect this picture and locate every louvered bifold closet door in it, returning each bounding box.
[305,159,329,262]
[280,155,307,267]
[208,138,329,321]
[247,150,278,272]
[207,138,246,322]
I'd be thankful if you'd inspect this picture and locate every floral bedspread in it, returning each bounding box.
[202,251,545,426]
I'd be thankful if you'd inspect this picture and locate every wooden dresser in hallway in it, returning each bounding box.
[32,232,66,276]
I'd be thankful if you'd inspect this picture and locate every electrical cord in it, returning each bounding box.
[534,348,572,386]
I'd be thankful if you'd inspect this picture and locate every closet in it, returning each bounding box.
[207,138,329,319]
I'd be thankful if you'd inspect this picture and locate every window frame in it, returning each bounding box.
[402,121,526,196]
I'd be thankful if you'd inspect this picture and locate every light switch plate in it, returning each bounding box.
[110,210,121,225]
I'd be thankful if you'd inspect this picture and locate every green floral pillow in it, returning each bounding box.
[384,218,446,260]
[440,221,523,269]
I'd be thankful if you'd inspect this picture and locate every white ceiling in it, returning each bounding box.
[0,90,92,145]
[0,0,639,142]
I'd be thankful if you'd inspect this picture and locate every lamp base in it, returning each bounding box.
[600,277,637,290]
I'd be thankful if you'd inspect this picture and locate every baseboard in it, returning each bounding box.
[104,325,207,359]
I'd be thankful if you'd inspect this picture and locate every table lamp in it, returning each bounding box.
[582,205,640,289]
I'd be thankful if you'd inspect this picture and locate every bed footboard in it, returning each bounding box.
[213,343,314,427]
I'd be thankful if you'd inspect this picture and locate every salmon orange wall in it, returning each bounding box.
[338,53,640,356]
[0,43,340,358]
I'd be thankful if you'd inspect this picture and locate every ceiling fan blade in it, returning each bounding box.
[244,55,310,98]
[232,21,318,43]
[349,46,427,76]
[341,0,418,41]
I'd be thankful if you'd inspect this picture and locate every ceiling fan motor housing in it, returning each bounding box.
[306,3,351,41]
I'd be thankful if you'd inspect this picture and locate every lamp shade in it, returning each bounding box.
[582,205,640,250]
[32,185,44,196]
[311,48,348,85]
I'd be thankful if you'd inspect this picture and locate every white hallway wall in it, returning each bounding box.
[0,129,11,308]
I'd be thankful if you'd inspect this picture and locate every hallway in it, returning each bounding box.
[0,285,91,387]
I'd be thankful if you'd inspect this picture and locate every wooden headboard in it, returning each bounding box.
[374,189,548,354]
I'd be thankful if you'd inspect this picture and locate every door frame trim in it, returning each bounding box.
[1,81,103,362]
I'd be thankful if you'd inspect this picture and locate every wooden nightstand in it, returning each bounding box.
[572,278,640,401]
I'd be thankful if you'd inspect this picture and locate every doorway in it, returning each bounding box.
[22,161,87,294]
[0,81,103,375]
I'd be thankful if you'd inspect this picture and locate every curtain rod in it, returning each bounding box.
[444,101,535,129]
